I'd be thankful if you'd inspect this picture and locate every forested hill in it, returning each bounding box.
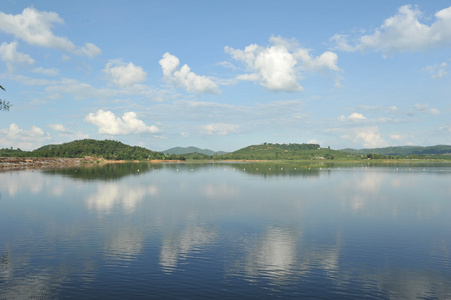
[2,140,451,161]
[340,145,451,156]
[219,143,345,160]
[1,139,167,160]
[34,139,167,160]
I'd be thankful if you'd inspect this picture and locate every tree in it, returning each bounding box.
[0,85,11,111]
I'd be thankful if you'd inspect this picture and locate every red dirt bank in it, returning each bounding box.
[0,157,187,170]
[0,157,98,170]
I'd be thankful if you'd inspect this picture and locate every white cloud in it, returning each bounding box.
[202,123,239,135]
[429,108,440,115]
[329,34,357,52]
[79,42,102,58]
[0,123,50,150]
[103,60,147,88]
[340,112,367,121]
[357,105,398,113]
[225,36,340,91]
[47,124,70,133]
[9,74,56,86]
[0,41,35,72]
[45,78,116,100]
[159,52,220,94]
[85,110,161,135]
[424,62,448,79]
[0,7,101,57]
[332,5,451,55]
[349,112,366,120]
[217,61,236,71]
[414,104,440,114]
[342,127,387,148]
[390,134,402,140]
[308,139,319,145]
[32,67,59,76]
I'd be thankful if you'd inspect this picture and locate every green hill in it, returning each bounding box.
[31,139,166,160]
[219,143,350,160]
[163,146,228,156]
[3,139,451,162]
[341,145,451,156]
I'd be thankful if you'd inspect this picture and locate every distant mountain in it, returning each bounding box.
[340,145,451,156]
[163,146,228,156]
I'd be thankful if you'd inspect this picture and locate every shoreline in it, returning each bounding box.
[0,157,188,171]
[1,157,450,171]
[0,157,98,171]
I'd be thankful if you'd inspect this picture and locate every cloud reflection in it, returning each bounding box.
[367,267,451,299]
[85,182,158,215]
[0,171,42,196]
[0,170,77,197]
[159,224,217,273]
[336,171,386,213]
[233,227,341,285]
[105,229,144,260]
[0,250,64,299]
[200,183,238,198]
[245,228,298,279]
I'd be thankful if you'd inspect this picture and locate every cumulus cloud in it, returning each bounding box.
[85,110,161,135]
[202,123,239,135]
[343,127,388,148]
[103,60,147,88]
[0,123,50,150]
[0,7,101,57]
[308,139,319,145]
[48,124,70,133]
[159,52,220,94]
[331,5,451,55]
[0,41,35,72]
[339,112,367,121]
[225,36,340,91]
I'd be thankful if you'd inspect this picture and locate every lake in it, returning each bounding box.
[1,162,450,299]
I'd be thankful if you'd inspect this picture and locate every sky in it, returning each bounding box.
[0,0,450,152]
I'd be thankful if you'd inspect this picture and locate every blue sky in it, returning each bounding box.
[1,0,450,151]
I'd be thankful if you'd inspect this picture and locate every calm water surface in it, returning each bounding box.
[1,162,450,299]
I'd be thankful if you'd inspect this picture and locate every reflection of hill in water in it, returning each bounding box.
[43,162,325,180]
[43,163,153,181]
[157,162,324,177]
[221,162,322,178]
[43,161,451,180]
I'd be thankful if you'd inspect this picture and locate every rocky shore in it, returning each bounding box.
[0,157,96,170]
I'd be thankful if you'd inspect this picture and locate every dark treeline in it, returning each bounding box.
[1,139,451,161]
[342,145,451,156]
[220,143,344,160]
[0,139,172,161]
